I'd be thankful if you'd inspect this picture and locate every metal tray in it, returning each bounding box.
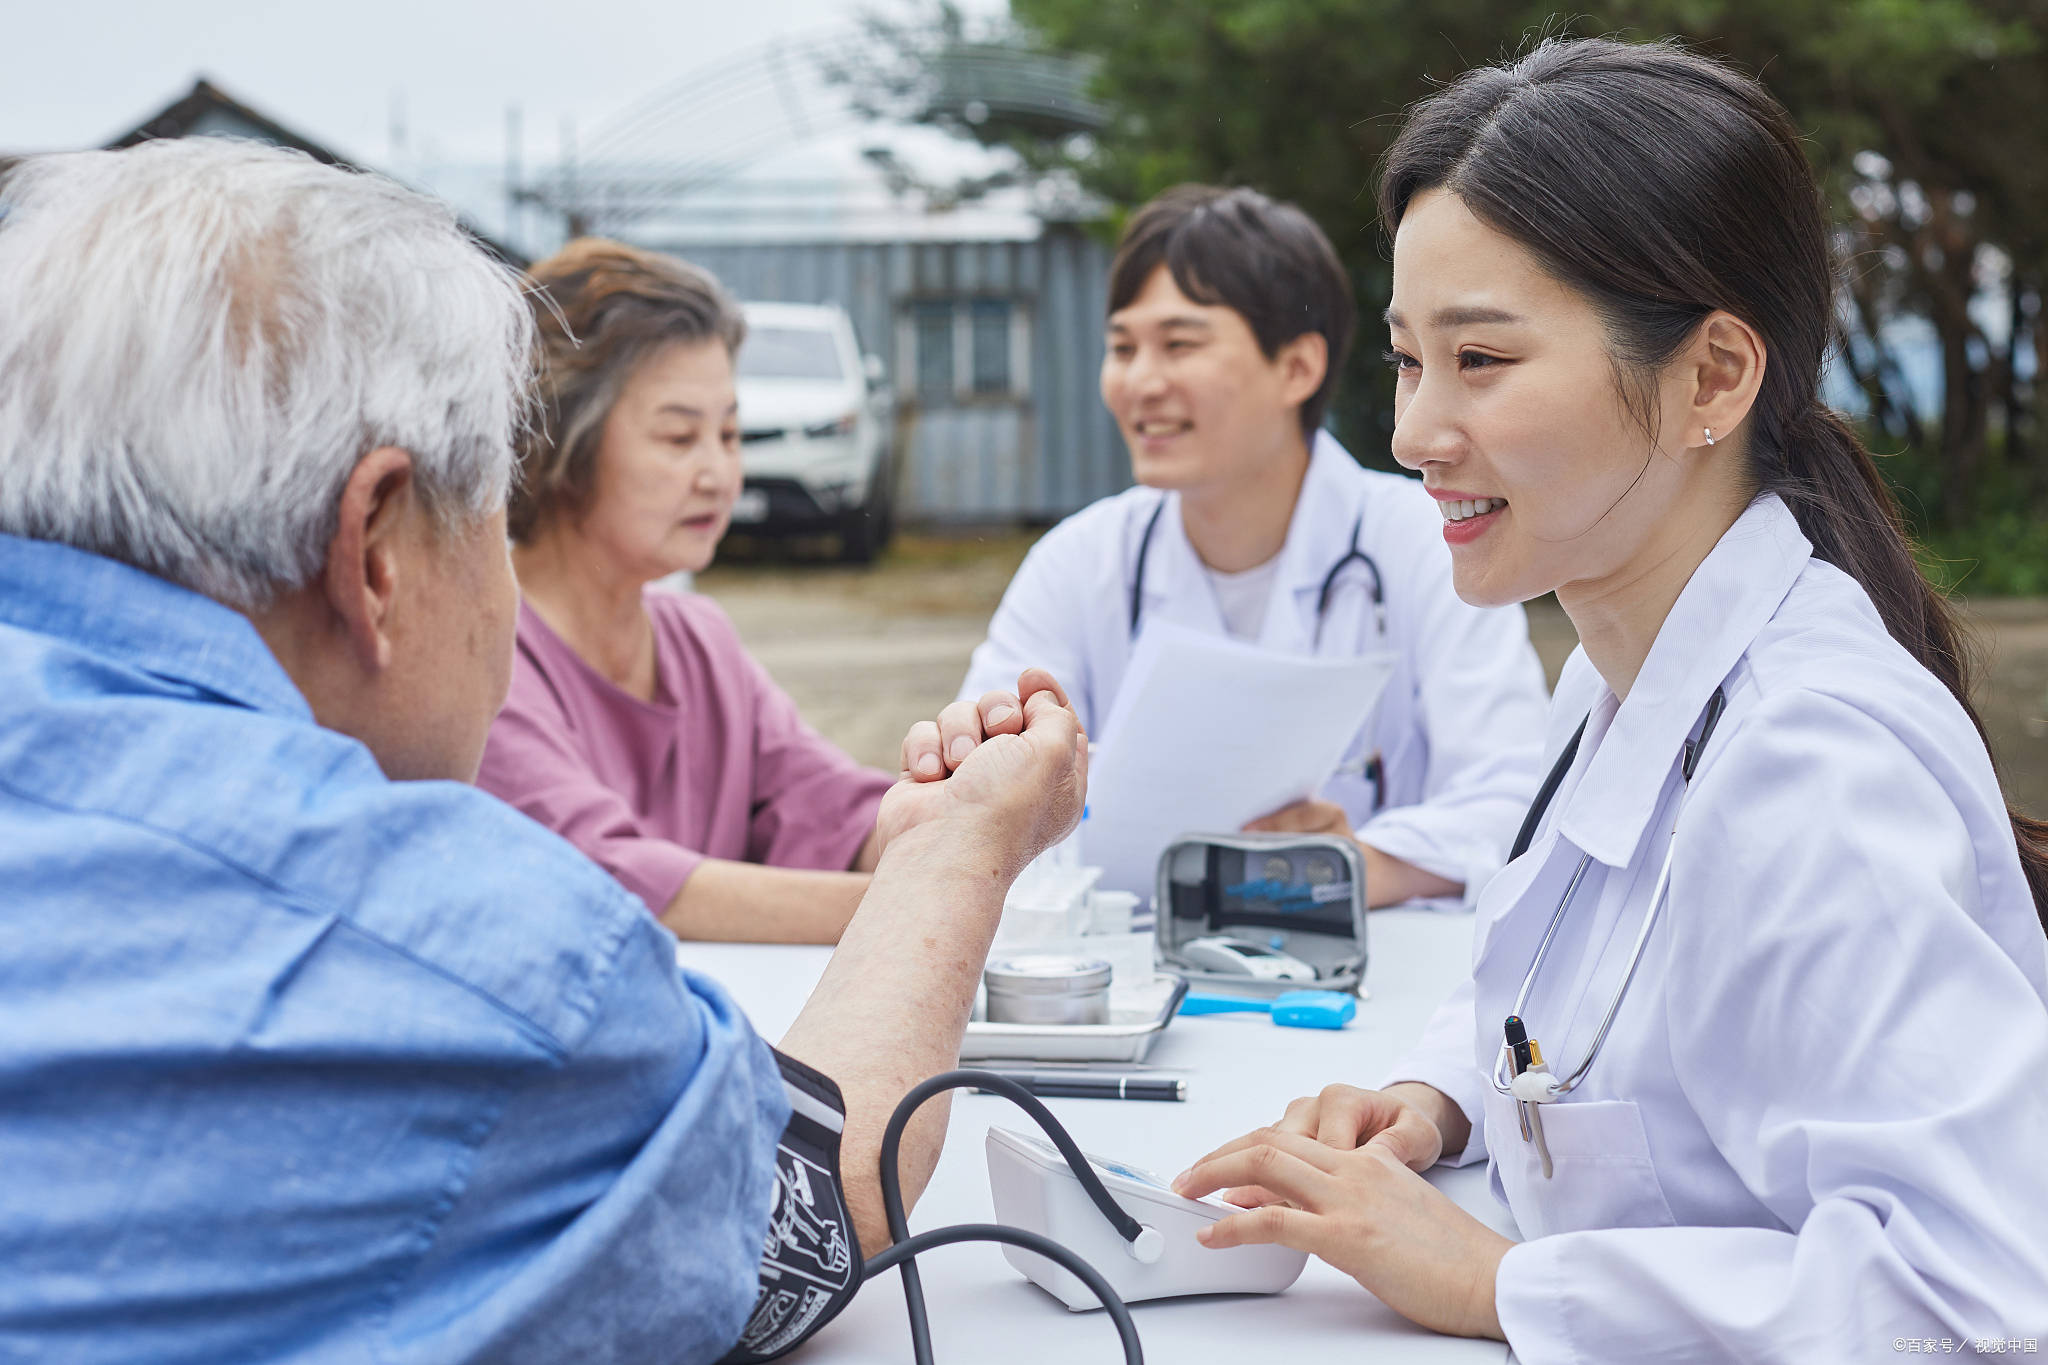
[961,972,1190,1063]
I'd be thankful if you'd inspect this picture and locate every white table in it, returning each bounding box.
[690,910,1514,1363]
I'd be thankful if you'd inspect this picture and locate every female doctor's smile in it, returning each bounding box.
[1427,489,1506,546]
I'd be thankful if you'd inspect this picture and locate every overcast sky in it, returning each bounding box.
[0,0,994,167]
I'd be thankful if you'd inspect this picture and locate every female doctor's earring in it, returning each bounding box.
[1703,427,1717,446]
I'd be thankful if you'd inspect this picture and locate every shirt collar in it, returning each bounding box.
[1555,494,1811,866]
[0,533,311,720]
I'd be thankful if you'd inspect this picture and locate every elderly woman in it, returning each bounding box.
[477,240,891,943]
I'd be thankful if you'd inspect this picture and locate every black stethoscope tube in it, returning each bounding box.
[1509,717,1589,862]
[1510,688,1728,861]
[1127,497,1385,647]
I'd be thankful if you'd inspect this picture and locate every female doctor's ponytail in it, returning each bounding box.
[1771,403,2048,924]
[1380,37,2048,931]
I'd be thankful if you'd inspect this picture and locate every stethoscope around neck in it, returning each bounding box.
[1489,686,1728,1105]
[1126,495,1386,646]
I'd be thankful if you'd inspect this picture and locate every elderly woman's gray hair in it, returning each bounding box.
[0,138,534,609]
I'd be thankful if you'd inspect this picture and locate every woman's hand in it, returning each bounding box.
[873,669,1087,880]
[1230,1083,1450,1192]
[1171,1129,1511,1340]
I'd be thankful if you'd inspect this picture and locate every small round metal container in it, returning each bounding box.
[983,955,1114,1026]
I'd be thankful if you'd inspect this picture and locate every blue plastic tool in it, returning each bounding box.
[1178,990,1357,1029]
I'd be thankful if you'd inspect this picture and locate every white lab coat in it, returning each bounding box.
[1387,494,2048,1358]
[959,433,1550,903]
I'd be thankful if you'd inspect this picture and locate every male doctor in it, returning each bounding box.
[957,185,1549,907]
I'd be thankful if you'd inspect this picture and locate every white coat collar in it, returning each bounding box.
[1554,493,1812,867]
[1137,431,1367,651]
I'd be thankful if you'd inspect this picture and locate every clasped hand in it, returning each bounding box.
[1169,1083,1512,1340]
[875,668,1089,878]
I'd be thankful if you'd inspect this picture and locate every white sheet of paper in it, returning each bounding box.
[1081,621,1398,899]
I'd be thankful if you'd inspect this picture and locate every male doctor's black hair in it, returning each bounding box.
[1378,36,2048,931]
[1107,184,1356,440]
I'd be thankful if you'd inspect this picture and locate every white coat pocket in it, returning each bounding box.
[1481,1088,1676,1241]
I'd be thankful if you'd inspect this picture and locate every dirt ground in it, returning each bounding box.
[698,531,2048,817]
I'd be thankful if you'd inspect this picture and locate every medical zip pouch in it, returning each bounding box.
[1153,832,1368,997]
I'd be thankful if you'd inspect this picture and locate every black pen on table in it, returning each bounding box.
[970,1071,1186,1102]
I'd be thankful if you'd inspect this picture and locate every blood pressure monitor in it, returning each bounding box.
[986,1126,1308,1310]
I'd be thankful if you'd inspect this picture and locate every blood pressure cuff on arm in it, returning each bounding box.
[720,1049,865,1363]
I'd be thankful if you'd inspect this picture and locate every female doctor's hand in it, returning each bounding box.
[875,669,1088,878]
[1234,1082,1453,1181]
[1171,1129,1511,1340]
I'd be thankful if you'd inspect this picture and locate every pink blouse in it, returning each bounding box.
[477,591,894,915]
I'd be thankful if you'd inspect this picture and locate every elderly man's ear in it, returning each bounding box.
[321,445,421,675]
[254,443,517,783]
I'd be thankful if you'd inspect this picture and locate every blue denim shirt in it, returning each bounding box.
[0,534,789,1364]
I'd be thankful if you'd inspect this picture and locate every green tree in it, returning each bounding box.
[928,0,2047,514]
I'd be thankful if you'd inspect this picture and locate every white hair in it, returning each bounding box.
[0,137,534,608]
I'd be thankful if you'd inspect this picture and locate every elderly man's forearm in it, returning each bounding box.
[777,819,1015,1252]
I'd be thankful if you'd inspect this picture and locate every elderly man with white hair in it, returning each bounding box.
[0,139,1084,1364]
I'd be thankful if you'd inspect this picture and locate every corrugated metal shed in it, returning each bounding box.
[668,229,1127,524]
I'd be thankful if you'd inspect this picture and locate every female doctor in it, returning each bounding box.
[1164,38,2048,1355]
[955,185,1550,907]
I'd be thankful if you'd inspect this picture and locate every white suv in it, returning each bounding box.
[732,302,895,562]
